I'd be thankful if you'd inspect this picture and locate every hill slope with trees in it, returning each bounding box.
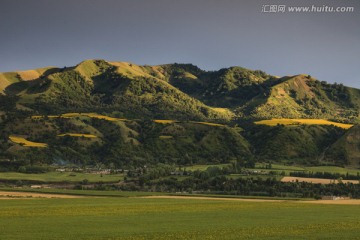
[0,59,359,168]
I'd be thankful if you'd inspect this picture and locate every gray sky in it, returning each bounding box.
[0,0,359,87]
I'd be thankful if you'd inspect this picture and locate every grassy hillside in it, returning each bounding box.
[0,114,251,168]
[7,60,231,121]
[0,67,59,94]
[249,75,360,122]
[1,59,360,167]
[2,60,360,123]
[255,118,353,129]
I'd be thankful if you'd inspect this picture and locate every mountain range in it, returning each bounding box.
[0,59,359,169]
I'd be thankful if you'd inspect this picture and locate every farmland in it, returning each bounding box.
[188,163,360,177]
[0,196,360,239]
[185,164,231,171]
[9,136,47,148]
[0,172,124,183]
[281,176,359,184]
[255,118,353,129]
[247,163,360,176]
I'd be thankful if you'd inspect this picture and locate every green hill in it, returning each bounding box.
[245,124,345,165]
[1,59,360,168]
[3,60,230,121]
[325,125,360,167]
[248,75,360,122]
[2,60,360,123]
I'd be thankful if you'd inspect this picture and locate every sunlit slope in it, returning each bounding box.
[2,59,360,123]
[255,118,353,129]
[0,67,58,93]
[249,75,360,122]
[9,135,47,148]
[18,60,232,120]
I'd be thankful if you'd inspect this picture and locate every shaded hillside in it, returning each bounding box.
[325,125,360,167]
[0,116,251,169]
[244,124,345,165]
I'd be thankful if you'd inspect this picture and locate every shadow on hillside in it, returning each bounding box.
[4,68,60,95]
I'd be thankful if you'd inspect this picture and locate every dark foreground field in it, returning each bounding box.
[1,195,360,240]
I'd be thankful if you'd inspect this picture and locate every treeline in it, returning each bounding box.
[120,165,360,199]
[147,177,360,199]
[290,171,360,180]
[108,174,360,199]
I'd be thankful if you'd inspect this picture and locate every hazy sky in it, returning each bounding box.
[0,0,359,87]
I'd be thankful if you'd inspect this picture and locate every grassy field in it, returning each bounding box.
[184,164,231,171]
[0,172,124,183]
[0,197,360,239]
[253,164,360,176]
[304,166,360,175]
[3,164,358,184]
[9,135,48,148]
[185,163,360,176]
[256,163,305,171]
[184,163,360,177]
[255,118,353,129]
[0,188,166,197]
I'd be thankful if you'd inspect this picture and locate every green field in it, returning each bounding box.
[0,197,360,239]
[1,164,359,184]
[0,172,124,183]
[184,164,230,171]
[253,164,360,176]
[0,188,168,197]
[304,166,360,175]
[255,163,305,171]
[186,163,360,175]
